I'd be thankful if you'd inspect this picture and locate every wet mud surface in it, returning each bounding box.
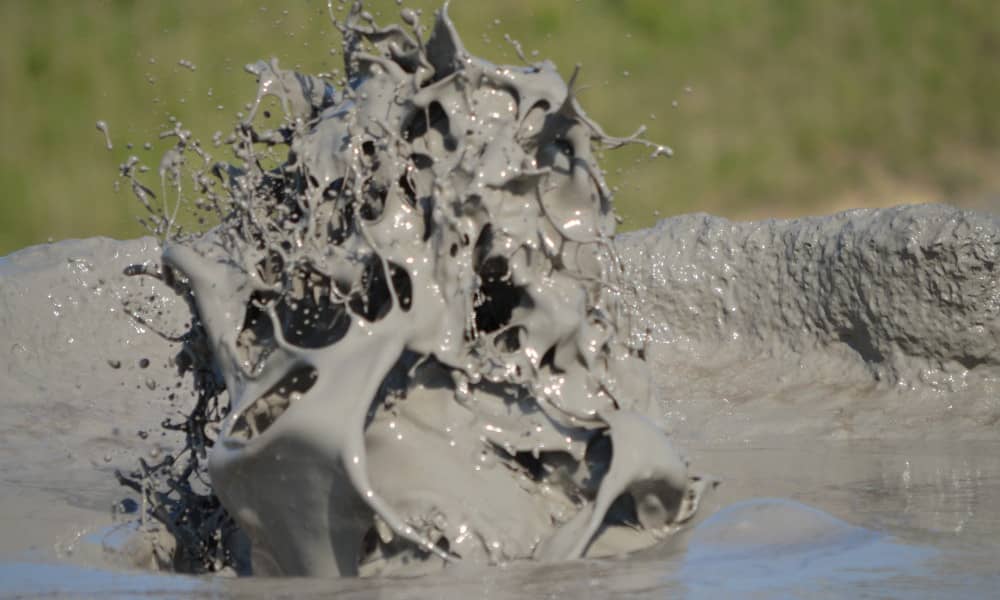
[2,2,1000,596]
[2,204,999,596]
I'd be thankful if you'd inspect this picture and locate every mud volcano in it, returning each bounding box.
[120,5,709,577]
[2,2,1000,596]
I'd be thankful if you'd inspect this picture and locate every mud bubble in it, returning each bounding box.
[119,3,710,577]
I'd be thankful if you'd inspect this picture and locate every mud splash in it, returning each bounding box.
[119,3,710,578]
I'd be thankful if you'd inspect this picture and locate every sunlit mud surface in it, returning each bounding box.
[3,1,1000,596]
[110,3,709,578]
[2,223,999,597]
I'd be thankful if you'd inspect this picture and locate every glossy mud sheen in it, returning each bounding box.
[2,1,1000,596]
[143,4,708,577]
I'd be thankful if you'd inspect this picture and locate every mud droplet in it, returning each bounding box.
[95,120,113,150]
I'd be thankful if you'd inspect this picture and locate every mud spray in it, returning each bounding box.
[3,2,999,594]
[116,3,712,577]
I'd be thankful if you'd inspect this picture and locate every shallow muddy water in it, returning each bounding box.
[3,436,998,597]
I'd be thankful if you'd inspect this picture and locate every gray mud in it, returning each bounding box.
[2,204,999,595]
[125,4,708,578]
[619,205,1000,442]
[0,237,187,570]
[2,1,1000,595]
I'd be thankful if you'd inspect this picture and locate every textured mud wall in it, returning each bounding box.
[613,204,1000,441]
[619,205,1000,385]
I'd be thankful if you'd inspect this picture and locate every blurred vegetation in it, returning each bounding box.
[1,0,999,254]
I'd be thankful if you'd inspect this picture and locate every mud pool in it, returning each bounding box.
[2,2,1000,597]
[2,207,999,597]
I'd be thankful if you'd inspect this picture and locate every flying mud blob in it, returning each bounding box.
[125,4,711,577]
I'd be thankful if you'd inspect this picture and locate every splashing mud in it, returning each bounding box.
[118,3,710,577]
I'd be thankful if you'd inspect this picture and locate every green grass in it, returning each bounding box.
[2,0,999,254]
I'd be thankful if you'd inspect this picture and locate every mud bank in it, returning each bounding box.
[0,237,188,571]
[619,204,1000,441]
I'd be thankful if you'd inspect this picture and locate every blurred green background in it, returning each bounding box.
[2,0,999,254]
